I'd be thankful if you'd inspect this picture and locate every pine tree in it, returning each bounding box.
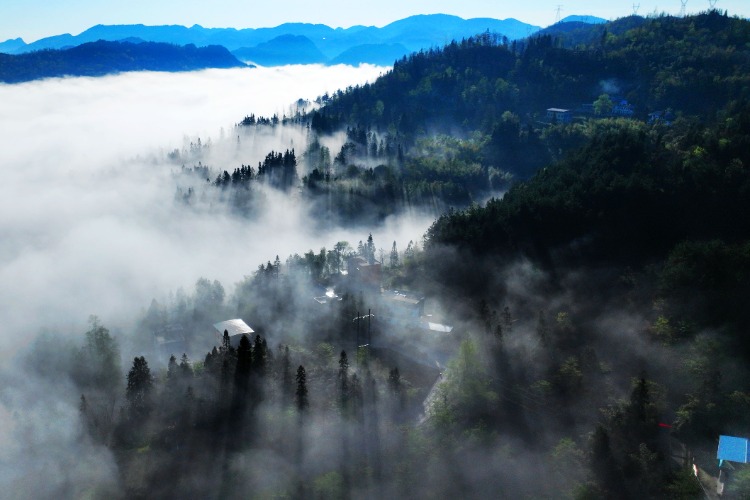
[204,346,220,378]
[404,240,415,260]
[163,354,181,419]
[339,350,349,378]
[167,354,178,381]
[366,233,376,264]
[296,365,309,411]
[390,241,399,268]
[235,335,253,388]
[126,356,154,421]
[232,334,253,423]
[253,335,267,376]
[222,329,231,352]
[179,353,193,380]
[76,316,121,396]
[273,255,281,279]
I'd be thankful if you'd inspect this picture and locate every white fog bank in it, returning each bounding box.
[0,64,434,356]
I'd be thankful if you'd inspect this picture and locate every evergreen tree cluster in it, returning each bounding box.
[70,316,420,498]
[213,164,256,188]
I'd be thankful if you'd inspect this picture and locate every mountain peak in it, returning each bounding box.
[559,15,608,24]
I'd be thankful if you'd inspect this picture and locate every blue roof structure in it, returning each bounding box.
[718,435,750,464]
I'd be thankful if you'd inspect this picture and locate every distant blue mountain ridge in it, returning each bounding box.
[560,15,608,24]
[0,14,611,82]
[0,14,556,67]
[232,35,328,66]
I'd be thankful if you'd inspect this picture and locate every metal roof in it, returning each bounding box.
[385,291,423,306]
[213,319,254,337]
[421,321,453,333]
[718,435,750,464]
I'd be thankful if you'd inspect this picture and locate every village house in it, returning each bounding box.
[213,318,255,347]
[546,108,573,123]
[611,98,635,117]
[347,255,382,290]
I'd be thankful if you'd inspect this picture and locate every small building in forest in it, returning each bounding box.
[314,287,343,305]
[611,98,635,117]
[648,110,674,126]
[546,108,573,123]
[347,255,382,289]
[213,318,255,347]
[379,290,454,333]
[381,290,425,325]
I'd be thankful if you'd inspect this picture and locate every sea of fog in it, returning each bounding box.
[0,65,435,357]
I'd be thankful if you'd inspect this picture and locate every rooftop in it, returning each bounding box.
[213,318,254,337]
[384,290,424,306]
[718,435,750,464]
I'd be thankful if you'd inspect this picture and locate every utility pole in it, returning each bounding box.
[680,0,688,17]
[633,3,641,15]
[555,5,564,24]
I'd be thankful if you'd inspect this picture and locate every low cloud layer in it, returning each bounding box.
[0,64,429,352]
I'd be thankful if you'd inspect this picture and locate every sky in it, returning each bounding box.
[2,0,748,43]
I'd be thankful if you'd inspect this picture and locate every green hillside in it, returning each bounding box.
[312,11,750,136]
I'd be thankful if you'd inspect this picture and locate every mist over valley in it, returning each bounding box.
[0,63,434,350]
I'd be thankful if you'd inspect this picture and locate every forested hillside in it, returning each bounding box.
[246,10,749,226]
[0,40,246,83]
[311,11,750,134]
[411,12,750,497]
